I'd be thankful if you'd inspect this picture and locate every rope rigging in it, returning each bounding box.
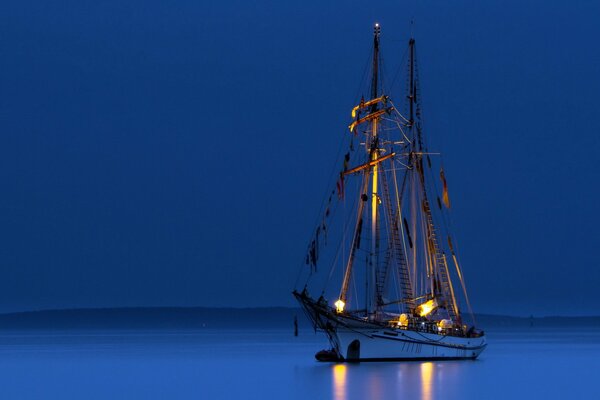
[295,27,477,328]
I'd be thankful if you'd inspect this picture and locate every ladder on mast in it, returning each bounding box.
[422,198,459,321]
[376,165,414,313]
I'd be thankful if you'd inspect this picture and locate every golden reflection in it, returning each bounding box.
[330,360,440,400]
[332,364,347,400]
[420,362,434,400]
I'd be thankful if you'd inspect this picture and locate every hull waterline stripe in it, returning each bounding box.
[369,333,487,351]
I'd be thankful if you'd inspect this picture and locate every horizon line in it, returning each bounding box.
[0,306,598,319]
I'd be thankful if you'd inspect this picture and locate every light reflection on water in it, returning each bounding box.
[331,360,459,400]
[421,362,433,400]
[333,364,346,400]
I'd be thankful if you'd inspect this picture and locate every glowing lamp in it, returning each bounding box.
[416,298,438,317]
[334,299,345,313]
[396,313,409,328]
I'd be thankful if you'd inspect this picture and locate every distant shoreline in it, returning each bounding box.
[0,307,597,330]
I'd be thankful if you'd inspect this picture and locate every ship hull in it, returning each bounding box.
[334,328,486,361]
[294,291,486,361]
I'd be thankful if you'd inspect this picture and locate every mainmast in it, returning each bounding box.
[408,38,415,133]
[407,37,459,321]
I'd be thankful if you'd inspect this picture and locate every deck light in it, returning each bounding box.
[416,298,438,317]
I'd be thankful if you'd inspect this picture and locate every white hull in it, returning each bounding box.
[333,327,486,361]
[294,291,486,361]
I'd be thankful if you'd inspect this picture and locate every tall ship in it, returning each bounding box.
[293,24,486,361]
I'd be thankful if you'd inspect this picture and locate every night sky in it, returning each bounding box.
[1,0,599,315]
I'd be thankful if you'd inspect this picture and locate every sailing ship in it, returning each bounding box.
[293,24,486,361]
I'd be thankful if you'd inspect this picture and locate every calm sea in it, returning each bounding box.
[0,327,597,399]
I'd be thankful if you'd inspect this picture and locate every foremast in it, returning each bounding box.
[369,23,380,317]
[338,24,415,318]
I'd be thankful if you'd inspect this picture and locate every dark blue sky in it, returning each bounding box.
[1,0,599,315]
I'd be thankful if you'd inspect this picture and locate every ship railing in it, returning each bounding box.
[387,319,474,338]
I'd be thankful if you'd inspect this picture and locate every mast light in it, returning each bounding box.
[334,299,345,313]
[416,298,438,317]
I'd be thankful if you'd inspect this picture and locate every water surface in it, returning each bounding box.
[0,327,596,399]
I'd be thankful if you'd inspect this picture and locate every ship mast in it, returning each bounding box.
[368,23,381,316]
[339,25,416,318]
[409,38,415,131]
[338,24,381,314]
[408,37,459,321]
